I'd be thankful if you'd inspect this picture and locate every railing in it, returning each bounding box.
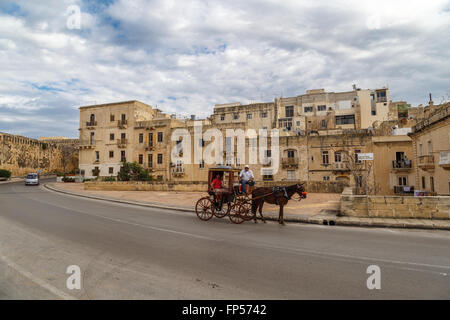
[282,157,298,166]
[394,186,414,194]
[118,119,128,127]
[332,162,349,170]
[172,167,185,175]
[418,155,434,169]
[78,140,95,148]
[86,121,97,127]
[376,97,387,103]
[412,105,450,133]
[392,160,412,169]
[117,138,128,147]
[145,143,155,151]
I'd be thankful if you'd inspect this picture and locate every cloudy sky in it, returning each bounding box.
[1,0,449,138]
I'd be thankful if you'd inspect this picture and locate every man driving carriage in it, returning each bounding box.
[239,165,255,195]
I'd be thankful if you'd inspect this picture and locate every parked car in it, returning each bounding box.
[25,173,39,186]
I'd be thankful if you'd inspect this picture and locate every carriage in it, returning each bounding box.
[195,166,255,224]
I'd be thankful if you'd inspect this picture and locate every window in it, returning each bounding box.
[296,121,301,126]
[95,151,100,162]
[287,170,296,180]
[261,112,267,118]
[355,150,362,164]
[90,132,95,145]
[323,176,330,181]
[220,114,225,121]
[285,106,294,117]
[430,177,435,192]
[225,137,232,152]
[235,158,241,166]
[148,154,153,167]
[139,133,143,143]
[148,133,153,146]
[335,115,355,125]
[427,141,432,154]
[398,176,407,186]
[287,150,295,158]
[317,105,326,111]
[121,114,126,121]
[199,160,205,168]
[422,176,426,189]
[110,133,114,141]
[335,152,342,163]
[322,151,329,165]
[109,151,114,158]
[371,108,377,116]
[304,106,313,113]
[157,154,163,164]
[110,114,115,122]
[321,119,327,129]
[357,176,363,188]
[266,150,272,158]
[263,175,273,181]
[247,113,252,120]
[157,132,163,142]
[233,114,239,120]
[199,138,205,147]
[121,132,126,139]
[138,154,143,164]
[90,114,95,124]
[376,90,387,102]
[121,151,126,162]
[108,167,114,174]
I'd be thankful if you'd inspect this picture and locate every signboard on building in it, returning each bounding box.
[357,153,373,161]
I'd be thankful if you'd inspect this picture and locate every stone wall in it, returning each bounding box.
[0,132,79,176]
[340,187,450,219]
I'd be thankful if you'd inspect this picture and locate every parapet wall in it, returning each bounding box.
[0,132,79,176]
[340,187,450,219]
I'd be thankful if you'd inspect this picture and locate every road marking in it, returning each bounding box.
[0,254,77,300]
[25,193,217,241]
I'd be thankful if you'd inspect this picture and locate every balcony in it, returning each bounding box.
[117,138,128,148]
[394,186,414,195]
[418,155,435,171]
[376,96,387,103]
[86,121,97,128]
[78,140,95,149]
[282,157,298,168]
[332,162,350,171]
[118,119,128,128]
[392,160,412,172]
[172,166,185,176]
[439,151,450,169]
[145,143,155,151]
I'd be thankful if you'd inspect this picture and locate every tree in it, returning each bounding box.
[60,144,77,177]
[117,161,152,181]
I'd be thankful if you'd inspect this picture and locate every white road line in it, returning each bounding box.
[0,254,77,300]
[25,193,217,241]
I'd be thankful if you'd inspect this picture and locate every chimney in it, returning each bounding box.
[429,93,434,106]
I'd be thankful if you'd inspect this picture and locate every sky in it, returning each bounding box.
[0,0,449,139]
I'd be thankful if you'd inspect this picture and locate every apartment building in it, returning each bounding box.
[409,103,450,195]
[78,86,410,193]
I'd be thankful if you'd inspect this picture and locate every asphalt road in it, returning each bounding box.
[0,179,449,299]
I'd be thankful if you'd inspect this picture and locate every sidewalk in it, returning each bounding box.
[45,182,450,230]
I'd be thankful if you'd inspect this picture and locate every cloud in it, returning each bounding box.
[0,0,449,138]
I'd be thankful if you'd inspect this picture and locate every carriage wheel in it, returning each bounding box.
[214,201,229,218]
[228,204,245,224]
[195,197,214,221]
[240,200,255,221]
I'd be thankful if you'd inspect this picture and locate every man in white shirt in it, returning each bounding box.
[239,165,255,194]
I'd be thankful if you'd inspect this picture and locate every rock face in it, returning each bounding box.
[0,132,79,177]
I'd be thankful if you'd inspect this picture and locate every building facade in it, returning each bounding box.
[409,103,450,195]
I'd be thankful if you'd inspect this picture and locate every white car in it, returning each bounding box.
[25,173,39,186]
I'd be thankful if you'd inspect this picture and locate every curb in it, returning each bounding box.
[44,183,450,231]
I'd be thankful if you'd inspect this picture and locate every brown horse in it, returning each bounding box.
[251,184,306,225]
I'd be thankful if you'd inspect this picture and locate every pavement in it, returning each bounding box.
[47,182,450,231]
[0,179,449,299]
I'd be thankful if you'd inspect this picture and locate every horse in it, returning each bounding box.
[251,184,306,225]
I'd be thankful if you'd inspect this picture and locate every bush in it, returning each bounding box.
[62,177,75,183]
[118,162,152,181]
[102,176,116,182]
[0,169,11,179]
[82,178,92,183]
